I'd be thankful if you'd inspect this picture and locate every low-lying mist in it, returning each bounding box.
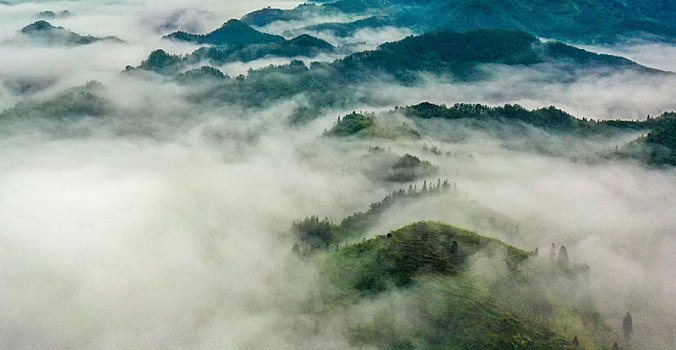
[1,1,675,349]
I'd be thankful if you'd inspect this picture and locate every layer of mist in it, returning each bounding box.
[1,1,675,349]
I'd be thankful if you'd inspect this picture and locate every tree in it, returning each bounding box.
[557,245,569,269]
[549,243,556,264]
[623,312,633,341]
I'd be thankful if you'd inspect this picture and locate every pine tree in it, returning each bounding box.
[557,245,569,269]
[623,312,633,341]
[549,243,556,264]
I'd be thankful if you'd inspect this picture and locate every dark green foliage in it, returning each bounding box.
[405,102,580,130]
[329,221,532,294]
[325,112,374,136]
[133,34,332,76]
[643,117,676,165]
[288,34,333,50]
[241,0,676,43]
[389,154,437,182]
[175,66,229,84]
[133,29,656,124]
[133,49,185,74]
[325,112,420,139]
[403,102,673,139]
[544,42,664,73]
[20,20,122,46]
[292,215,334,246]
[618,113,676,166]
[164,19,285,46]
[330,29,546,81]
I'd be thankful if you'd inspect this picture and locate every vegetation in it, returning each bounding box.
[19,20,122,46]
[241,0,676,43]
[312,221,610,349]
[324,112,374,136]
[361,148,438,183]
[0,81,109,120]
[402,102,674,136]
[164,19,285,46]
[293,179,454,247]
[619,114,676,166]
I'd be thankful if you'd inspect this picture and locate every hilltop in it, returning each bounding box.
[309,221,611,349]
[19,20,122,46]
[164,19,285,46]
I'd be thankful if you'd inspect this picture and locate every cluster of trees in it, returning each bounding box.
[19,20,122,46]
[403,102,676,139]
[534,243,590,280]
[324,112,374,136]
[362,148,438,183]
[292,178,457,250]
[613,113,676,166]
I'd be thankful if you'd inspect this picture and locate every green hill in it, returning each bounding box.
[19,20,122,46]
[312,221,610,349]
[164,19,286,46]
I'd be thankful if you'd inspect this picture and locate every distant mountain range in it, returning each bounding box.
[128,28,667,125]
[241,0,676,43]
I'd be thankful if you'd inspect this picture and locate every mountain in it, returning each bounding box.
[310,221,608,349]
[0,81,109,120]
[129,33,334,75]
[242,0,676,43]
[317,29,663,83]
[19,20,122,46]
[164,19,285,47]
[619,113,676,166]
[131,29,666,124]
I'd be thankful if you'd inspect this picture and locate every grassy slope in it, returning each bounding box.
[314,221,610,349]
